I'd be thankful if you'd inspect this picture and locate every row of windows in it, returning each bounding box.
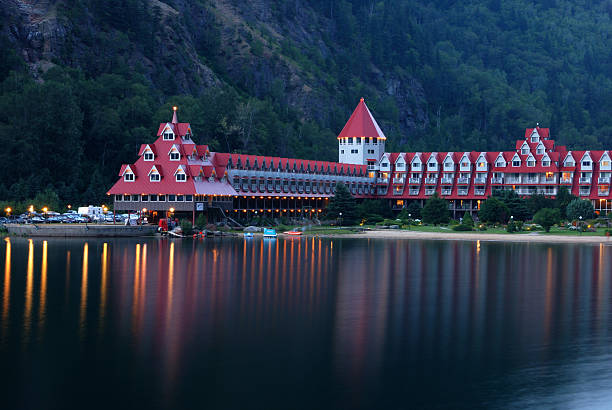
[339,137,379,145]
[124,172,186,182]
[115,194,194,202]
[162,132,192,141]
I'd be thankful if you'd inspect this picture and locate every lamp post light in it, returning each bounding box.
[408,213,412,230]
[579,215,583,235]
[5,207,11,217]
[339,212,343,227]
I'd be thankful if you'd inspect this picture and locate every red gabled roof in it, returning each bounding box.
[524,126,550,140]
[337,98,386,140]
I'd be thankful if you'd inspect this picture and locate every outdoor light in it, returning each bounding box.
[29,205,34,213]
[42,207,48,213]
[169,207,175,213]
[67,204,72,209]
[5,207,11,216]
[142,208,147,213]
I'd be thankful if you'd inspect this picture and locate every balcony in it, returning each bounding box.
[409,177,421,184]
[474,176,487,184]
[579,177,592,184]
[523,177,539,184]
[579,189,591,196]
[441,189,452,196]
[491,177,504,184]
[518,188,536,195]
[425,188,436,195]
[475,189,486,196]
[542,176,557,184]
[425,177,437,184]
[393,187,404,195]
[393,177,405,184]
[378,177,389,184]
[560,177,573,184]
[599,176,611,184]
[599,189,610,196]
[441,177,453,184]
[409,188,420,195]
[505,177,521,184]
[457,177,470,185]
[458,189,468,196]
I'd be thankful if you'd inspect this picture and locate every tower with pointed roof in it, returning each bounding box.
[337,98,386,166]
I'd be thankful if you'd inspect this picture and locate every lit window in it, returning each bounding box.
[461,162,468,167]
[478,162,485,167]
[603,161,610,167]
[124,173,134,181]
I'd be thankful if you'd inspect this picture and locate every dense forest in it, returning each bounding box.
[1,0,611,205]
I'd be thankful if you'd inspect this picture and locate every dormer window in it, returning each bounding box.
[565,160,575,167]
[603,161,611,167]
[461,162,468,168]
[144,152,154,161]
[163,131,174,140]
[183,132,191,141]
[413,163,420,169]
[176,173,186,182]
[496,161,505,167]
[124,173,134,182]
[512,160,520,167]
[381,162,388,168]
[583,160,591,167]
[536,144,544,155]
[521,146,529,155]
[428,162,436,168]
[170,152,180,161]
[527,160,535,167]
[396,163,404,168]
[542,160,550,167]
[150,173,160,182]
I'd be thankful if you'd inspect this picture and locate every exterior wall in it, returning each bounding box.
[338,137,385,165]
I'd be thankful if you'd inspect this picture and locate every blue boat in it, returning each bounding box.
[263,228,277,238]
[244,232,254,238]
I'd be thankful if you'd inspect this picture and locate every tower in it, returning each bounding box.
[337,98,386,165]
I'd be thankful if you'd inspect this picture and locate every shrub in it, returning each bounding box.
[422,193,449,225]
[452,224,472,231]
[180,220,193,235]
[195,214,207,229]
[566,199,594,221]
[533,208,561,232]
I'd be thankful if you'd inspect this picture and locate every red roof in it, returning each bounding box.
[337,98,386,140]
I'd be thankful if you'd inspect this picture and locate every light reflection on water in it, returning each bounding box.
[0,237,611,409]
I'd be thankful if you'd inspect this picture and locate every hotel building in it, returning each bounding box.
[108,100,612,221]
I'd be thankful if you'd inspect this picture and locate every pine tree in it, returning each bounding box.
[421,193,449,225]
[326,183,358,225]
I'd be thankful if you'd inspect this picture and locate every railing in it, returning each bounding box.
[579,189,591,196]
[474,177,487,184]
[425,188,436,195]
[524,177,539,183]
[599,190,610,196]
[475,189,485,196]
[599,177,611,183]
[517,188,536,195]
[441,177,453,184]
[457,177,470,184]
[393,188,404,195]
[491,177,503,184]
[379,178,389,184]
[409,177,421,184]
[560,177,572,184]
[441,189,452,196]
[393,177,405,184]
[505,177,520,184]
[542,177,557,184]
[425,177,437,184]
[458,189,468,195]
[579,177,592,184]
[409,189,420,195]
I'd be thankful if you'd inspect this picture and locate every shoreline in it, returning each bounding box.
[312,229,612,244]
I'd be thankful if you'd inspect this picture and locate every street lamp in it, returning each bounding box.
[408,213,412,230]
[4,207,11,217]
[339,212,343,226]
[579,215,583,235]
[29,205,34,214]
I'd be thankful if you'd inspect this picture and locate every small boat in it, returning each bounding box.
[284,230,302,236]
[263,228,277,238]
[244,232,254,238]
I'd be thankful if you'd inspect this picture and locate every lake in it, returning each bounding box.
[1,236,612,409]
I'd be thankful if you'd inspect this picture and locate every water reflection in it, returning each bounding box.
[0,237,611,409]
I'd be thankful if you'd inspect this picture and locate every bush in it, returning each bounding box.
[566,199,594,221]
[452,224,472,231]
[479,197,510,223]
[533,208,560,232]
[421,193,449,225]
[180,220,193,235]
[195,214,207,229]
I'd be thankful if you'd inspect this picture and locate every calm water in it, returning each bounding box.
[1,237,612,409]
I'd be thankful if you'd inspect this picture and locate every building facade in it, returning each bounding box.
[108,102,612,222]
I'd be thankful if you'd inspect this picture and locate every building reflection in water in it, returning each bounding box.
[0,237,611,406]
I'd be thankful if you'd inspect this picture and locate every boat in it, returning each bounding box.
[263,228,277,238]
[244,232,254,238]
[284,230,302,236]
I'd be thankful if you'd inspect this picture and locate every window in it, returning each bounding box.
[429,162,436,168]
[521,147,528,154]
[566,160,575,167]
[170,152,180,160]
[150,173,160,182]
[445,162,453,169]
[542,160,550,166]
[141,195,149,202]
[163,132,173,140]
[186,195,193,202]
[478,162,485,167]
[341,150,345,154]
[367,137,371,144]
[176,195,184,202]
[184,133,191,140]
[124,173,134,182]
[382,162,389,168]
[115,194,122,201]
[351,149,358,154]
[158,195,166,202]
[168,195,176,201]
[537,147,543,154]
[527,160,535,167]
[603,161,610,167]
[348,137,353,144]
[367,149,375,154]
[131,195,139,201]
[583,161,591,167]
[531,135,539,142]
[413,163,420,168]
[496,161,505,167]
[144,152,154,161]
[373,138,377,145]
[150,194,158,201]
[123,195,130,201]
[461,162,468,168]
[397,163,404,168]
[176,173,186,182]
[513,160,520,167]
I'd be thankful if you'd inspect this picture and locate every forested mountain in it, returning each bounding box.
[1,0,611,204]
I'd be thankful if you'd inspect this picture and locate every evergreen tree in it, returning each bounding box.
[566,199,594,221]
[479,196,510,223]
[421,193,449,225]
[326,183,358,225]
[533,208,560,232]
